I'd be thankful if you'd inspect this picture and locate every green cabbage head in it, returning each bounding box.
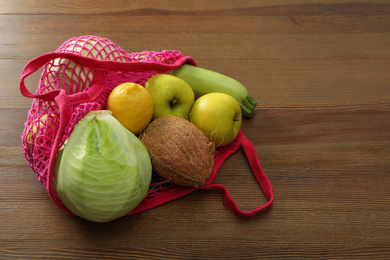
[54,110,152,222]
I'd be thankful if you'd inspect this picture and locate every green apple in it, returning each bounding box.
[190,93,242,147]
[145,74,195,119]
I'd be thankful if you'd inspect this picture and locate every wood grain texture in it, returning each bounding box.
[1,0,389,259]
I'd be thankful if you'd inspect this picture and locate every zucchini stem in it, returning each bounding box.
[240,94,257,118]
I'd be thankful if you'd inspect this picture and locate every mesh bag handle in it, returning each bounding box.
[203,130,274,218]
[130,130,274,218]
[20,51,196,100]
[21,48,273,219]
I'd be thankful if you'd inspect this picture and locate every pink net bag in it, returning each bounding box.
[20,36,273,218]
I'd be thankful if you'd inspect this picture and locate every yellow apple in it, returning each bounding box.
[190,93,242,147]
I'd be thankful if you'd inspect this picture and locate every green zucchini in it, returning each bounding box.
[170,64,257,117]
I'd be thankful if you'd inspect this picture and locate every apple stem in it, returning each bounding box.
[170,99,178,108]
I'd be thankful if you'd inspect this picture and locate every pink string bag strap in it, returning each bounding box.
[20,51,196,101]
[131,130,274,218]
[201,130,274,218]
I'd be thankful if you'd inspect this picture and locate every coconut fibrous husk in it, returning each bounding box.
[139,116,214,187]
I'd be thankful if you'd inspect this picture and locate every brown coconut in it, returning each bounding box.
[139,116,214,187]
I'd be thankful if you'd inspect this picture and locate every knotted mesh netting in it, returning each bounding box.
[21,35,184,200]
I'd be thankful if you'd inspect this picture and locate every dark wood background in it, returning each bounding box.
[1,1,389,259]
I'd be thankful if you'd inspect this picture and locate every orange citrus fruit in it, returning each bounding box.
[106,82,153,134]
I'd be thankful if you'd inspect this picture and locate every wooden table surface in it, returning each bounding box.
[1,1,389,259]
